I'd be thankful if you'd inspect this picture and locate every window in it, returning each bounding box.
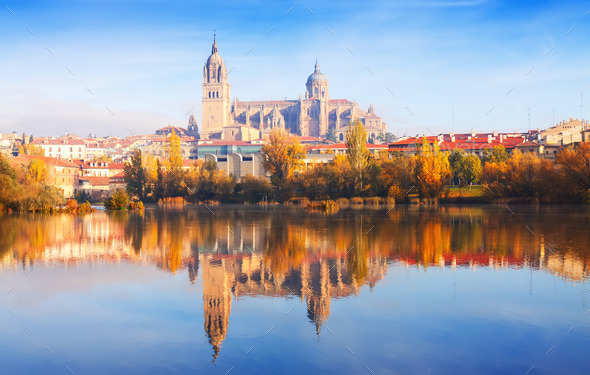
[314,87,318,96]
[209,92,211,98]
[216,91,219,98]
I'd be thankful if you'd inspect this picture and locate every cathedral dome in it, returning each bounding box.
[306,61,328,85]
[206,51,224,66]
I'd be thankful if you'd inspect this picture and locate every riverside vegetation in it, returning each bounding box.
[3,122,590,213]
[122,123,590,208]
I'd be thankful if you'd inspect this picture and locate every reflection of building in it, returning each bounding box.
[202,256,232,362]
[3,208,590,362]
[199,252,388,358]
[201,35,386,140]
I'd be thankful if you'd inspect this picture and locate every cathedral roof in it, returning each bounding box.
[306,60,328,86]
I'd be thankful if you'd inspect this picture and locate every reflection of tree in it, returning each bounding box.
[2,206,590,283]
[347,215,368,283]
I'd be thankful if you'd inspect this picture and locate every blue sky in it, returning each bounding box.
[1,0,589,137]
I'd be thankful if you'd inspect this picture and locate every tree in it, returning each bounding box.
[19,144,45,156]
[104,189,129,210]
[153,159,165,201]
[167,130,184,171]
[323,128,337,143]
[555,143,590,201]
[346,120,370,194]
[240,174,272,203]
[456,154,481,186]
[377,132,396,143]
[413,137,451,198]
[165,130,186,197]
[28,158,48,183]
[185,159,236,202]
[261,128,305,198]
[124,150,148,200]
[483,145,508,164]
[92,155,112,163]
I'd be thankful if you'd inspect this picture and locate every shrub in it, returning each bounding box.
[305,199,339,213]
[77,201,94,215]
[158,196,184,205]
[364,197,382,205]
[350,197,364,205]
[104,189,129,210]
[65,199,78,213]
[128,201,144,211]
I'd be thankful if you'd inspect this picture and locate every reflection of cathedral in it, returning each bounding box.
[201,34,386,140]
[199,253,388,359]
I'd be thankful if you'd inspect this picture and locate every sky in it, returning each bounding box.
[0,0,589,138]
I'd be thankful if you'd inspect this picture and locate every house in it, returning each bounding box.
[12,155,80,198]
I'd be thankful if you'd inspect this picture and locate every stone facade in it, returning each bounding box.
[200,35,386,140]
[539,118,590,146]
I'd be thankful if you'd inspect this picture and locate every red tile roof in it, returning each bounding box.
[306,143,387,150]
[14,155,80,168]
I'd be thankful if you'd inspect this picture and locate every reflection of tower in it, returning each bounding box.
[188,244,200,284]
[202,255,233,362]
[305,261,331,335]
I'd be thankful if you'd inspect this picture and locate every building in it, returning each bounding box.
[540,118,589,146]
[195,139,264,159]
[201,34,387,139]
[31,138,87,160]
[12,155,80,198]
[306,142,388,157]
[388,131,531,156]
[80,161,125,177]
[204,152,267,179]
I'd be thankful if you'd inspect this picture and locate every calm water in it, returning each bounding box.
[1,205,589,374]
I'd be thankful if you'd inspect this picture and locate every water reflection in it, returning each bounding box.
[1,205,589,361]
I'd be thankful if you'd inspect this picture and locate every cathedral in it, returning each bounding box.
[200,34,387,142]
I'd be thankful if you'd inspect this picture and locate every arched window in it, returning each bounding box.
[208,92,211,98]
[314,87,318,96]
[216,91,219,98]
[339,133,344,141]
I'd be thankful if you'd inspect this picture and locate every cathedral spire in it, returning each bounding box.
[212,31,218,54]
[314,58,319,73]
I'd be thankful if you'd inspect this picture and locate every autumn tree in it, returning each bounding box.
[185,159,236,202]
[19,144,45,156]
[261,128,305,198]
[346,120,370,194]
[376,152,415,200]
[483,145,508,164]
[28,158,48,183]
[413,137,450,199]
[555,143,590,201]
[165,130,186,197]
[124,150,148,201]
[239,174,272,203]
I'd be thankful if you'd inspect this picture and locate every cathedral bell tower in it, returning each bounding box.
[305,60,330,137]
[202,33,231,138]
